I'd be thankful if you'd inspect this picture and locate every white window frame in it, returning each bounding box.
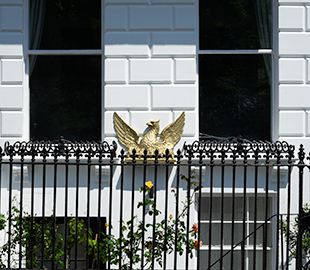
[23,0,105,141]
[199,193,277,270]
[197,0,278,141]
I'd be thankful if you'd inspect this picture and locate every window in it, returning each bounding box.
[29,0,102,141]
[199,195,274,270]
[199,0,273,141]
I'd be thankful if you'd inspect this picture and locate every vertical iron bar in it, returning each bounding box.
[130,154,136,269]
[241,156,247,270]
[174,159,181,270]
[286,163,292,270]
[19,156,24,268]
[52,153,58,270]
[263,153,270,270]
[253,155,259,270]
[220,152,225,270]
[281,214,284,270]
[141,150,147,270]
[97,154,102,268]
[108,155,114,270]
[8,155,13,268]
[86,154,91,269]
[197,150,204,270]
[276,163,280,270]
[74,153,80,269]
[208,153,214,270]
[119,150,125,269]
[163,157,169,270]
[296,145,305,270]
[152,153,158,270]
[186,161,192,270]
[230,153,237,270]
[30,151,35,268]
[64,152,69,268]
[41,153,47,269]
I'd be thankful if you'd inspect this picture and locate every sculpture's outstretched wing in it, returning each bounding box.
[161,112,185,148]
[114,112,140,150]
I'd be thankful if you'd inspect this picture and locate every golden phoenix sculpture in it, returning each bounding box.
[113,112,185,163]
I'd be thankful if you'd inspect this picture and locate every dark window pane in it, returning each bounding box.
[199,54,271,141]
[30,56,101,141]
[199,0,272,49]
[29,0,101,49]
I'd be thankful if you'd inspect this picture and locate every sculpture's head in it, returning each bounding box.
[147,119,160,128]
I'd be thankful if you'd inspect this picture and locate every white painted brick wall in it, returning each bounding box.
[0,1,24,145]
[104,0,198,150]
[278,0,310,147]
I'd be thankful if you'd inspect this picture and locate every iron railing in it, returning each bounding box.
[0,138,308,269]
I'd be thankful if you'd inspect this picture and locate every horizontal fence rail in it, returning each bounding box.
[0,138,309,269]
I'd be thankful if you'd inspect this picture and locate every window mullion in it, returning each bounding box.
[198,49,273,55]
[28,50,102,55]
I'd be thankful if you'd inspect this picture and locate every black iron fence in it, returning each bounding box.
[0,138,309,269]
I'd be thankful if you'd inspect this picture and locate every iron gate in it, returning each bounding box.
[0,137,309,269]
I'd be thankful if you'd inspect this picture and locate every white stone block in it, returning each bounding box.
[0,112,23,136]
[152,85,196,109]
[130,111,172,134]
[0,0,22,3]
[279,33,310,55]
[0,86,22,109]
[306,7,310,30]
[105,85,150,109]
[105,6,127,31]
[173,111,196,136]
[175,58,196,83]
[174,6,196,30]
[152,32,196,56]
[279,6,304,30]
[306,111,310,135]
[0,33,23,56]
[280,0,310,2]
[152,0,195,3]
[105,32,150,57]
[104,111,129,136]
[0,7,23,31]
[105,59,128,83]
[129,59,172,83]
[106,0,150,3]
[279,86,310,108]
[279,58,304,83]
[1,59,23,84]
[129,6,173,30]
[279,111,304,136]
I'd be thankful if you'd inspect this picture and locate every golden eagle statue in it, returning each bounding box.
[113,112,185,163]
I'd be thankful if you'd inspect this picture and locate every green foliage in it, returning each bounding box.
[0,172,201,269]
[281,204,310,269]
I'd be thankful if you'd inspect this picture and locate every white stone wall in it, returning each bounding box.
[103,0,198,152]
[278,0,310,150]
[0,0,25,146]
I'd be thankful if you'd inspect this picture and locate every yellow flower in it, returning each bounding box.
[145,181,153,189]
[169,214,173,220]
[105,223,109,227]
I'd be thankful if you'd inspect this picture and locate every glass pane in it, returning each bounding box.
[199,54,271,141]
[248,250,271,270]
[249,197,272,221]
[29,0,101,49]
[201,223,243,246]
[200,250,242,270]
[201,196,244,221]
[249,223,272,247]
[30,55,101,141]
[199,0,272,49]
